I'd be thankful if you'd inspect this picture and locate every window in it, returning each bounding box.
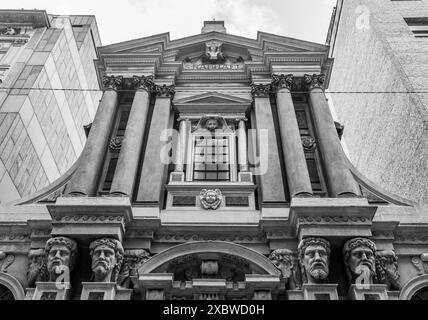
[404,17,428,38]
[185,116,237,182]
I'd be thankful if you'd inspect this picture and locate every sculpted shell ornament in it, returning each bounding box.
[200,189,222,210]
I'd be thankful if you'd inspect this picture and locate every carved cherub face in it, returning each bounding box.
[205,190,218,204]
[206,119,219,131]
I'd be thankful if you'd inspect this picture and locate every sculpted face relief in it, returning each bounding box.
[298,238,331,284]
[89,238,124,283]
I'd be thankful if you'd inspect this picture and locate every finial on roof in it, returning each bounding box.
[201,20,226,34]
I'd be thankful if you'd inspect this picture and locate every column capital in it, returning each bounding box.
[250,83,272,98]
[133,75,154,93]
[153,84,176,99]
[271,74,294,92]
[304,74,326,91]
[102,75,123,91]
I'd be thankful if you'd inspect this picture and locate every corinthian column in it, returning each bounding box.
[109,75,154,197]
[272,74,313,198]
[304,74,360,197]
[135,84,175,204]
[66,75,122,196]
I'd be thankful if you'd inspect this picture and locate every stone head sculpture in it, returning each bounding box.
[269,249,300,289]
[89,238,124,283]
[375,250,400,290]
[27,249,48,287]
[204,117,220,132]
[298,237,331,284]
[44,237,78,282]
[343,237,376,284]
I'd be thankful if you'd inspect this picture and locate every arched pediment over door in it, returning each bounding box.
[135,241,281,300]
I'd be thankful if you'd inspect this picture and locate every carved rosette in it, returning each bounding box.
[153,84,175,99]
[109,136,123,151]
[304,74,325,91]
[271,74,294,92]
[133,75,154,93]
[102,75,123,91]
[250,83,272,98]
[301,136,317,151]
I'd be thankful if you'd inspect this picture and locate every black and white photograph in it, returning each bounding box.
[0,0,427,311]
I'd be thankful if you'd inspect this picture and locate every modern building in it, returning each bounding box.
[326,0,428,203]
[0,20,427,301]
[0,10,102,204]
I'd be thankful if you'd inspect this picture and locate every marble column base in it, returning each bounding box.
[31,282,71,300]
[348,284,388,300]
[80,282,132,300]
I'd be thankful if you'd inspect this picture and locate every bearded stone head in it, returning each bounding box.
[375,250,400,290]
[298,238,331,284]
[89,238,124,283]
[343,238,376,285]
[45,237,78,282]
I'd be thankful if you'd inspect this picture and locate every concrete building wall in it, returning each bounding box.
[0,11,102,204]
[327,0,428,203]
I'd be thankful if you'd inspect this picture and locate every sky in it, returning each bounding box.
[6,0,337,45]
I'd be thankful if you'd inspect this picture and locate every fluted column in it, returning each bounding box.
[109,75,154,197]
[136,84,175,204]
[66,75,122,196]
[251,83,287,205]
[304,74,361,197]
[272,74,313,197]
[237,119,249,172]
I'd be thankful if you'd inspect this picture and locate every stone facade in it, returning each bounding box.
[0,20,427,301]
[0,10,102,204]
[327,0,428,203]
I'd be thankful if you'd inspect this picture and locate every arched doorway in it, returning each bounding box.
[0,284,14,300]
[136,241,280,300]
[0,273,26,300]
[399,275,428,300]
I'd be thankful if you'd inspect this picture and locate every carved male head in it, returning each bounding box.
[89,238,124,283]
[269,249,296,279]
[27,249,48,287]
[375,250,400,290]
[343,237,376,284]
[298,237,331,284]
[45,237,78,281]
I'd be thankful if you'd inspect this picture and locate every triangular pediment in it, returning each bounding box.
[174,92,251,105]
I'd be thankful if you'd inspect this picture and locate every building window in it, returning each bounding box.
[404,17,428,38]
[185,116,238,182]
[192,135,231,181]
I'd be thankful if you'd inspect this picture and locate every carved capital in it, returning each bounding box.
[271,74,294,92]
[304,74,325,91]
[102,75,123,91]
[133,75,154,93]
[153,84,175,98]
[250,83,271,98]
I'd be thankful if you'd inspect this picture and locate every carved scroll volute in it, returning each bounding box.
[250,83,271,98]
[304,74,326,91]
[271,74,294,92]
[133,75,154,93]
[102,75,123,91]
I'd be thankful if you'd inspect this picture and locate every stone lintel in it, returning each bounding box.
[289,197,376,240]
[245,274,281,290]
[47,197,132,242]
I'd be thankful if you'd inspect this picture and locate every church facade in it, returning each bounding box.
[0,21,427,301]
